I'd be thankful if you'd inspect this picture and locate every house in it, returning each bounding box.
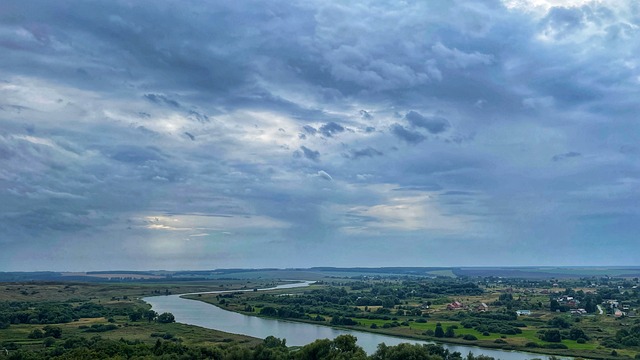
[605,300,619,308]
[516,310,531,316]
[447,301,463,310]
[570,308,587,315]
[476,303,489,312]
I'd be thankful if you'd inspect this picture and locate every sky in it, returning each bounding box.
[1,0,639,271]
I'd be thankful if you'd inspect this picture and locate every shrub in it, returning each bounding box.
[463,334,477,341]
[576,338,586,344]
[494,339,507,344]
[28,329,44,339]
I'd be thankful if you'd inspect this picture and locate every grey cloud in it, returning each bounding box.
[319,122,345,137]
[300,146,320,162]
[441,190,475,196]
[552,151,582,162]
[619,145,639,155]
[392,185,443,192]
[187,110,209,124]
[360,110,373,120]
[431,42,494,69]
[390,124,425,144]
[539,6,588,40]
[303,125,317,135]
[144,94,181,108]
[349,147,383,159]
[405,111,450,134]
[2,0,640,269]
[110,146,166,164]
[317,170,333,181]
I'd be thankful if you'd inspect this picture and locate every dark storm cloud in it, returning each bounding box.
[405,111,450,134]
[390,124,425,144]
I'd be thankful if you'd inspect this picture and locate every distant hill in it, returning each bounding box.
[1,266,638,282]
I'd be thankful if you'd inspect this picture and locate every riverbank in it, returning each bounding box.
[182,291,634,360]
[184,294,592,359]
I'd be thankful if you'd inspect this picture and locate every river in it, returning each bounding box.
[143,281,551,359]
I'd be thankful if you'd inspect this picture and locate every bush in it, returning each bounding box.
[28,329,44,339]
[463,334,477,341]
[576,338,586,344]
[525,342,539,348]
[494,339,507,344]
[43,337,55,347]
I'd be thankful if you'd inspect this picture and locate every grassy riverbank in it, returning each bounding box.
[183,279,640,360]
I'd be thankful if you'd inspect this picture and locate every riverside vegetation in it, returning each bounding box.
[0,271,639,359]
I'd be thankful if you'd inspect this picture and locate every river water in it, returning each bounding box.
[143,281,550,359]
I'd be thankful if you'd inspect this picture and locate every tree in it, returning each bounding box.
[43,337,56,347]
[28,329,44,339]
[145,310,157,323]
[157,312,175,323]
[129,309,143,322]
[434,323,445,338]
[569,328,589,341]
[548,316,571,329]
[263,336,286,349]
[43,325,62,339]
[542,329,562,343]
[445,326,456,338]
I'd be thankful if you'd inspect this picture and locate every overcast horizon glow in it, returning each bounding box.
[1,0,639,271]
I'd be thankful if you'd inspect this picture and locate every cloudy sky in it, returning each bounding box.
[1,0,639,271]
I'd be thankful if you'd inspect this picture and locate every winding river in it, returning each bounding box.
[143,281,550,359]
